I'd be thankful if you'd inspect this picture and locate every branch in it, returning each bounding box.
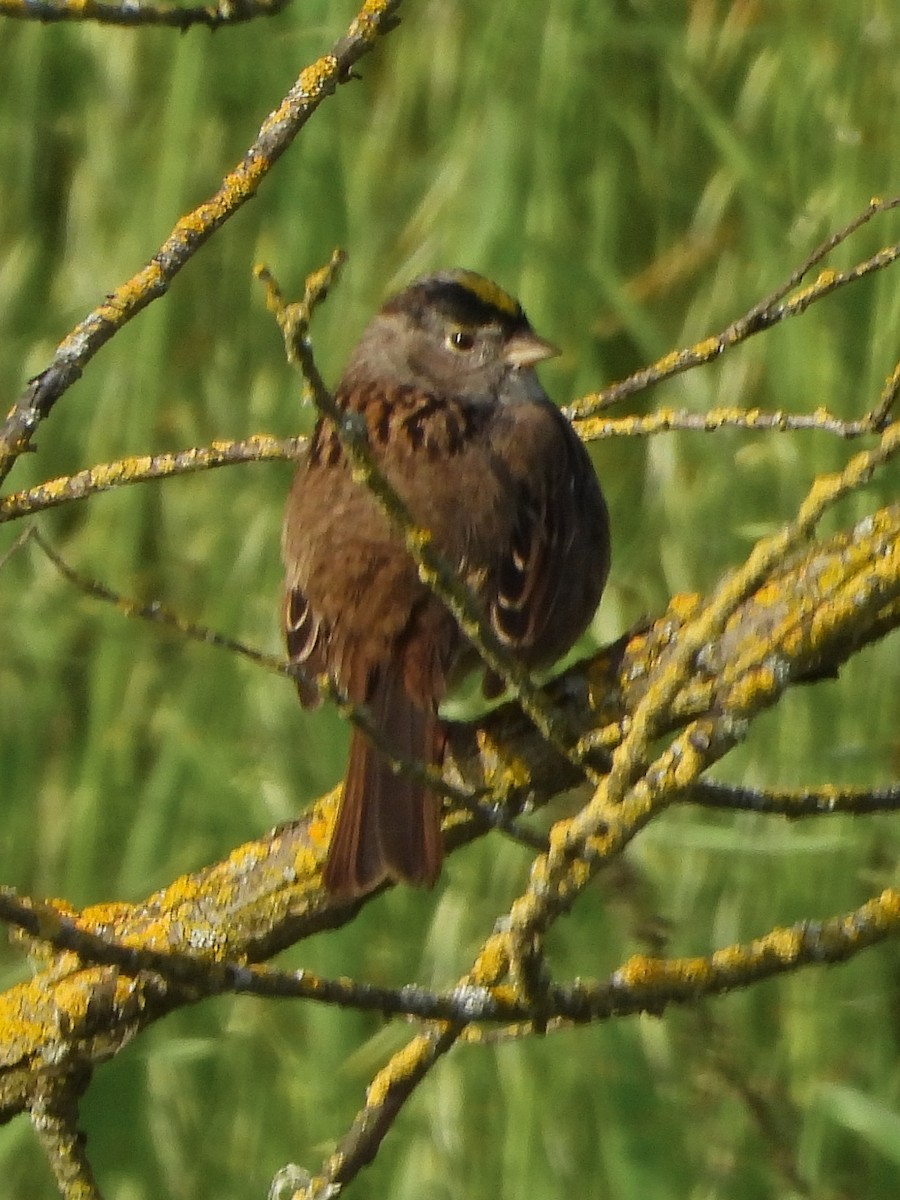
[575,400,891,441]
[291,887,900,1196]
[4,201,897,527]
[507,422,900,960]
[0,436,304,523]
[566,194,900,421]
[689,780,900,817]
[0,0,290,28]
[30,1076,100,1200]
[0,502,896,1132]
[0,0,405,486]
[27,531,510,839]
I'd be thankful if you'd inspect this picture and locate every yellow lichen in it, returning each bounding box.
[471,933,509,987]
[691,336,722,360]
[297,56,339,99]
[614,954,659,988]
[366,1034,433,1109]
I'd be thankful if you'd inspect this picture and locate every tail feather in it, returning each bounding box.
[322,667,443,898]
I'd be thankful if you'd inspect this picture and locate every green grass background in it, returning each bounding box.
[1,1,899,1196]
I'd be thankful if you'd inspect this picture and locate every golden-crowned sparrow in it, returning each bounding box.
[282,270,610,898]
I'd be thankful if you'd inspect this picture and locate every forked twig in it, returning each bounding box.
[567,194,900,423]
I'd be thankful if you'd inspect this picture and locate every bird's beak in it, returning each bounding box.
[504,330,561,368]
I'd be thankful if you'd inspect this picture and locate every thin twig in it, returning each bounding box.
[0,526,35,571]
[0,437,304,524]
[566,195,900,420]
[0,0,289,27]
[688,780,900,817]
[31,1078,102,1200]
[29,529,495,819]
[575,403,891,443]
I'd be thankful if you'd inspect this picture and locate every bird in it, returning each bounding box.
[282,269,610,898]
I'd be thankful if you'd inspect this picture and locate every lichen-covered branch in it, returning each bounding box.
[566,194,900,421]
[576,401,889,441]
[494,437,900,990]
[0,0,290,28]
[0,502,896,1140]
[0,436,304,523]
[688,779,900,817]
[30,1074,100,1200]
[296,494,900,1194]
[0,0,405,486]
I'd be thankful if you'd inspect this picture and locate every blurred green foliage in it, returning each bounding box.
[0,1,899,1196]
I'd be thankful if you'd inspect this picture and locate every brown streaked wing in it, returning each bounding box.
[490,480,560,652]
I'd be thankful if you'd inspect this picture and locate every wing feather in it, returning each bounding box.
[283,585,325,707]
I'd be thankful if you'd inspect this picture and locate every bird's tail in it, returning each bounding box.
[322,664,444,898]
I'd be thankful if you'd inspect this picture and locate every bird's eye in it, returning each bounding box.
[447,329,476,352]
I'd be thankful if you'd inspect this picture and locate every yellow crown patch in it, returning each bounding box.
[450,270,522,319]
